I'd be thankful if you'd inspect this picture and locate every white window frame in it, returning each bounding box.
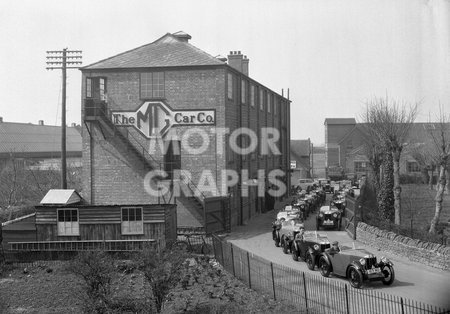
[227,73,233,100]
[57,208,79,236]
[121,207,144,235]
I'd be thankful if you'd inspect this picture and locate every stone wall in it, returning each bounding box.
[356,222,450,271]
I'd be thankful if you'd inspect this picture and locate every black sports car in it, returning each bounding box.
[317,246,395,288]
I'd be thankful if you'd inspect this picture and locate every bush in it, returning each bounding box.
[68,250,115,313]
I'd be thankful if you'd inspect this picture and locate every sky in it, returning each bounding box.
[0,0,449,145]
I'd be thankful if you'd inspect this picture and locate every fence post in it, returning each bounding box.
[302,272,308,312]
[247,251,251,289]
[231,243,236,276]
[270,262,276,300]
[345,284,350,314]
[400,297,405,314]
[220,238,225,266]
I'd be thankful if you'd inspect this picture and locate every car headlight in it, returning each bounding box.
[313,244,320,250]
[380,256,391,265]
[319,213,323,218]
[359,258,366,266]
[333,213,337,218]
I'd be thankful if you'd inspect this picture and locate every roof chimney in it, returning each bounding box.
[38,120,44,125]
[172,31,191,42]
[227,51,249,76]
[0,117,3,123]
[71,122,77,127]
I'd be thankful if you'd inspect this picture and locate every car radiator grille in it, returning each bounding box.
[364,257,377,269]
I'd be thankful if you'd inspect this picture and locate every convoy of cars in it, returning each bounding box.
[269,178,395,289]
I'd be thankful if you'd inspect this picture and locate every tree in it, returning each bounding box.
[361,96,418,225]
[426,110,450,234]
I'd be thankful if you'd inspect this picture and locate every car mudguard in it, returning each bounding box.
[347,261,364,277]
[318,253,333,272]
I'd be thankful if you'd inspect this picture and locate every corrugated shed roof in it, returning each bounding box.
[82,32,225,70]
[324,118,356,125]
[0,122,81,155]
[40,189,82,205]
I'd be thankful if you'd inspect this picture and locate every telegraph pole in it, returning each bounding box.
[46,48,82,189]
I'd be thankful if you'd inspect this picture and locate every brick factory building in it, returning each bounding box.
[80,31,291,232]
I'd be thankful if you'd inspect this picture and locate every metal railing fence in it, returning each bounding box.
[212,235,449,314]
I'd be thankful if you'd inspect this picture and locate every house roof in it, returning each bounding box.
[0,122,81,157]
[324,118,356,125]
[82,32,225,70]
[40,189,82,205]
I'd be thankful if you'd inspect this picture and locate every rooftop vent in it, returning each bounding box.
[173,31,192,42]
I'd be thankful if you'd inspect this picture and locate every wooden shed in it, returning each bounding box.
[34,189,177,248]
[1,213,37,248]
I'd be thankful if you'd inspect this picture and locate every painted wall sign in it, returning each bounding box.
[111,101,215,138]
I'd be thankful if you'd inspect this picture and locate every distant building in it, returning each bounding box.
[290,139,311,181]
[324,118,446,179]
[0,118,82,170]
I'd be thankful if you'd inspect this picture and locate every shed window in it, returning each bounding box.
[121,207,143,235]
[57,209,79,236]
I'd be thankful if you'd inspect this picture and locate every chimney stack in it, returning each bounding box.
[227,51,249,76]
[38,120,44,125]
[172,31,191,42]
[71,123,77,127]
[0,117,3,123]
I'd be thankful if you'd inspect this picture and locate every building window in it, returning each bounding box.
[250,85,255,107]
[227,73,233,99]
[259,89,264,111]
[57,209,79,236]
[140,72,165,99]
[274,97,278,115]
[86,77,107,101]
[407,161,420,173]
[121,207,144,235]
[86,78,92,98]
[267,93,271,113]
[354,161,368,173]
[241,80,246,104]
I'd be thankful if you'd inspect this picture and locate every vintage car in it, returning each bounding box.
[317,246,395,288]
[332,197,346,216]
[278,218,305,253]
[323,183,334,194]
[291,231,331,269]
[276,205,302,222]
[290,199,309,220]
[316,203,342,230]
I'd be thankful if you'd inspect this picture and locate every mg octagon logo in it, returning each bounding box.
[111,101,216,138]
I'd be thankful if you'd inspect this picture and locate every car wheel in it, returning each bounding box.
[282,238,289,254]
[306,253,315,270]
[381,265,395,285]
[319,256,331,277]
[348,266,363,289]
[292,247,299,261]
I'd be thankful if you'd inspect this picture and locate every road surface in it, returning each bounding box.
[224,198,450,310]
